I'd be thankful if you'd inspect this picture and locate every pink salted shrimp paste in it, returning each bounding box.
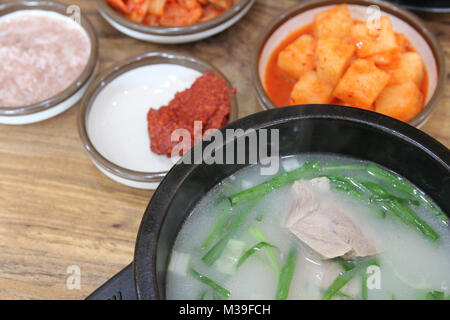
[0,10,91,107]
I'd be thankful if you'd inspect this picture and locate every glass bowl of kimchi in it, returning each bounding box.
[252,0,446,128]
[97,0,255,44]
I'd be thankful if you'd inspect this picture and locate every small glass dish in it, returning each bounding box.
[78,52,239,189]
[96,0,255,44]
[252,0,446,128]
[0,0,99,125]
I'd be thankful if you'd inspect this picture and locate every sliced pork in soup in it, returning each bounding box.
[286,178,378,260]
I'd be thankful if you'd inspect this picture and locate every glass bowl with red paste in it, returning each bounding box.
[78,52,238,190]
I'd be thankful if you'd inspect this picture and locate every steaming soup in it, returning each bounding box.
[166,154,449,300]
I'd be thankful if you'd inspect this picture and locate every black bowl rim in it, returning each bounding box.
[133,104,450,300]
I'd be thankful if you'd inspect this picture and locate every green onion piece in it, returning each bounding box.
[275,246,298,300]
[322,175,389,219]
[214,239,246,275]
[256,211,267,222]
[385,200,439,240]
[361,180,391,197]
[334,257,356,271]
[418,193,449,225]
[213,292,225,300]
[362,273,369,300]
[236,242,277,269]
[229,162,320,206]
[425,291,445,300]
[371,194,420,207]
[198,291,208,300]
[319,288,355,300]
[362,181,419,206]
[322,259,378,300]
[201,205,231,250]
[228,199,260,231]
[328,173,440,240]
[323,270,359,300]
[322,174,366,199]
[249,226,280,274]
[190,268,230,299]
[202,199,260,266]
[201,236,231,267]
[345,176,372,194]
[367,164,416,195]
[321,165,367,171]
[212,182,240,206]
[373,207,387,219]
[367,164,448,224]
[337,291,355,300]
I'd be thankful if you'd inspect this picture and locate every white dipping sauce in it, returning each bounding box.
[87,64,202,172]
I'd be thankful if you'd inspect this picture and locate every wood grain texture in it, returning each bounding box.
[0,0,448,300]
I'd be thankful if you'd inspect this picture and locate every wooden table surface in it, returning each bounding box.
[0,0,448,300]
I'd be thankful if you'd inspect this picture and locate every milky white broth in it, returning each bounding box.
[166,154,450,300]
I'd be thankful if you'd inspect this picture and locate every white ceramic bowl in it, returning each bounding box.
[97,0,255,44]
